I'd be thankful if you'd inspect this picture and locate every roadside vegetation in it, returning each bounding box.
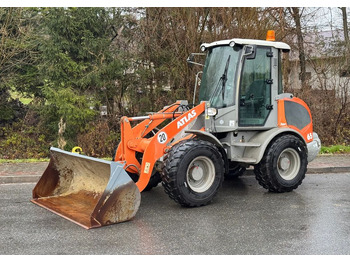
[1,7,350,159]
[0,158,49,164]
[320,145,350,154]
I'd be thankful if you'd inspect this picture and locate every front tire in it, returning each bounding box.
[161,140,224,207]
[254,134,307,192]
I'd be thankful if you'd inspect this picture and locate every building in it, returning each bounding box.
[287,30,350,98]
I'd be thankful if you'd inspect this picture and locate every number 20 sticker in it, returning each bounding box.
[157,132,168,144]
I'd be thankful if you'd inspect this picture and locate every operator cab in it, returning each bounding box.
[198,33,290,132]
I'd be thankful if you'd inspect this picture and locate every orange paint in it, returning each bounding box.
[277,97,313,143]
[115,101,206,192]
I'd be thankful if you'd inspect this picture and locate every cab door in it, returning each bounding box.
[238,46,273,127]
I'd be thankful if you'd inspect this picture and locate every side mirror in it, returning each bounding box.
[187,54,195,63]
[244,45,256,60]
[186,53,205,67]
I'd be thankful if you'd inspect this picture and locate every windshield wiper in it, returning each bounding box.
[209,55,231,107]
[221,55,231,102]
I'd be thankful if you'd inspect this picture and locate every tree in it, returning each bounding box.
[34,7,129,148]
[340,7,349,48]
[2,7,349,158]
[0,8,40,123]
[340,7,350,71]
[134,7,275,112]
[287,7,308,90]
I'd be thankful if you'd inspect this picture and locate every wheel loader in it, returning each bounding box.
[32,31,321,229]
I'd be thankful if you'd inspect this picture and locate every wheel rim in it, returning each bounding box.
[186,156,215,193]
[277,148,301,180]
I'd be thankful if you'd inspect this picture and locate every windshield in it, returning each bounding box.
[199,45,241,108]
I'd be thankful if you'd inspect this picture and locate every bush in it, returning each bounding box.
[77,120,120,158]
[294,89,350,146]
[0,121,50,159]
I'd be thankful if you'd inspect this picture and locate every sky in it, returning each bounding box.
[308,7,347,31]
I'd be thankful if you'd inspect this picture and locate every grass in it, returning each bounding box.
[320,145,350,154]
[0,158,49,164]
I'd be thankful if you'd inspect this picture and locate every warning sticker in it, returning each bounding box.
[144,162,151,174]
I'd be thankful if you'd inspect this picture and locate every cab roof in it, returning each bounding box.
[201,38,291,52]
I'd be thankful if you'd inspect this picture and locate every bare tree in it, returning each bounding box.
[340,7,349,47]
[287,7,309,90]
[340,7,350,70]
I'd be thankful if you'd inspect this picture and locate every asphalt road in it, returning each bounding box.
[1,173,350,255]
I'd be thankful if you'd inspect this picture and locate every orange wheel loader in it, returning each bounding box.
[32,31,321,229]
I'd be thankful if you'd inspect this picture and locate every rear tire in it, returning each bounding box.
[161,140,224,207]
[254,134,307,192]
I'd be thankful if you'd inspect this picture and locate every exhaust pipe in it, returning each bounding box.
[31,147,141,229]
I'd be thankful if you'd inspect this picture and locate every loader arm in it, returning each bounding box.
[116,102,206,192]
[114,101,183,167]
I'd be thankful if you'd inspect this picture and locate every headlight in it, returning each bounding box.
[200,45,206,52]
[207,108,217,116]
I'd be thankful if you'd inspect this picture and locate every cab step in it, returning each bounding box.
[231,157,257,164]
[232,142,261,147]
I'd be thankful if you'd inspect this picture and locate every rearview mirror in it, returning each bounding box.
[187,54,194,63]
[244,45,256,60]
[186,53,205,67]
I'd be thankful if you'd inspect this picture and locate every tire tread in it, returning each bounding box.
[254,134,307,193]
[161,139,224,207]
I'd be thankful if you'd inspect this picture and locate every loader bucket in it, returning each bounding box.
[31,147,141,229]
